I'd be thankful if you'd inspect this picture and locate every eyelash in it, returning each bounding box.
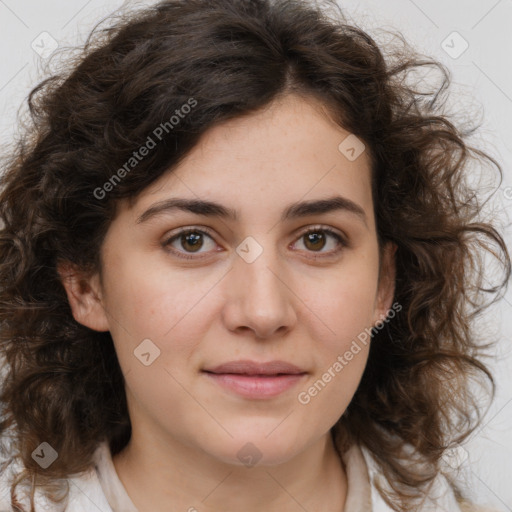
[162,225,348,261]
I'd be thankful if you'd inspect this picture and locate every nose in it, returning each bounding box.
[221,243,297,340]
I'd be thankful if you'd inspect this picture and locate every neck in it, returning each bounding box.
[112,428,347,512]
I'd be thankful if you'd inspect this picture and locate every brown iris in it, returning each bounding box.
[180,232,204,252]
[303,231,326,251]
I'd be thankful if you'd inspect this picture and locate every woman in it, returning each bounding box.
[0,0,509,510]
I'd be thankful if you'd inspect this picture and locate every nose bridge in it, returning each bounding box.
[223,234,296,338]
[238,234,287,306]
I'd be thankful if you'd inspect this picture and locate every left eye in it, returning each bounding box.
[162,226,347,260]
[292,228,346,255]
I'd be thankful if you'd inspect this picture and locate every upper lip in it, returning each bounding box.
[203,360,306,375]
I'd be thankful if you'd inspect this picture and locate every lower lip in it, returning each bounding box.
[203,372,306,399]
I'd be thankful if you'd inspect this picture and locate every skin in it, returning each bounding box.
[59,92,396,512]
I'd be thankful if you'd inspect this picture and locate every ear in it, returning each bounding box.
[57,260,110,332]
[372,241,397,325]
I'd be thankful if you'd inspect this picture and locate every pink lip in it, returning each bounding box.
[204,359,305,375]
[204,373,306,399]
[202,359,307,399]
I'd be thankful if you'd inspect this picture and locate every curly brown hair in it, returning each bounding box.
[0,0,510,510]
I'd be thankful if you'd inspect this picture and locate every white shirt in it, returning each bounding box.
[0,439,463,511]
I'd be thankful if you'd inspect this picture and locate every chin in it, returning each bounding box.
[208,433,304,468]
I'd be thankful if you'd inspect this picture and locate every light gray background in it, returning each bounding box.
[0,0,511,510]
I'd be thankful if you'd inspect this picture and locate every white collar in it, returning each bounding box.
[360,444,462,512]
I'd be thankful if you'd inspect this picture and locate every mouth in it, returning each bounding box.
[201,360,308,399]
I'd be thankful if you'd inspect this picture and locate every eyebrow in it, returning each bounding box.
[136,195,368,226]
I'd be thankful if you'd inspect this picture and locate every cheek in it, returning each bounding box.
[102,245,213,335]
[294,339,369,442]
[317,273,375,362]
[296,272,374,421]
[302,260,379,348]
[293,257,377,420]
[101,250,224,380]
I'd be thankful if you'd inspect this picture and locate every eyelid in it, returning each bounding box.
[162,224,348,260]
[294,224,348,244]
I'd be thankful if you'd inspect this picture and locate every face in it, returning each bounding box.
[61,93,395,467]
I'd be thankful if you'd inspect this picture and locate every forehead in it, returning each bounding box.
[124,93,374,225]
